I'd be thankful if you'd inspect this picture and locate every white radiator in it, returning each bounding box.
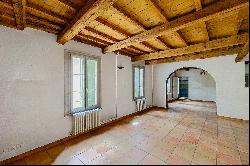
[135,98,146,112]
[72,108,101,135]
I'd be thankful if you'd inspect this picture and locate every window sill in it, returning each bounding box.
[134,97,146,101]
[67,107,102,116]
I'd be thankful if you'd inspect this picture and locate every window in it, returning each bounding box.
[246,61,249,87]
[167,77,172,93]
[64,51,100,115]
[133,66,145,100]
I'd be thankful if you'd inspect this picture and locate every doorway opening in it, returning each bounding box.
[166,67,217,114]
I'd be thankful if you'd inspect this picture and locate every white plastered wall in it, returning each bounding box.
[0,26,153,161]
[153,56,249,120]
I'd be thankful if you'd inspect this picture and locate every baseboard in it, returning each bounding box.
[1,106,157,165]
[168,99,216,103]
[218,115,249,123]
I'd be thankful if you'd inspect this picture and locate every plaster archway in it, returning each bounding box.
[152,56,249,120]
[165,67,216,109]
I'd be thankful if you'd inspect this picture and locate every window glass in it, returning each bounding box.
[72,57,85,110]
[133,66,145,99]
[87,59,98,107]
[246,62,249,87]
[134,67,140,98]
[139,68,144,97]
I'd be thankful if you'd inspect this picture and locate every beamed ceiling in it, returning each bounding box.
[0,0,249,64]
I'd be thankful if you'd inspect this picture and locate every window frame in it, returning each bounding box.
[245,61,249,88]
[133,65,145,100]
[67,50,101,114]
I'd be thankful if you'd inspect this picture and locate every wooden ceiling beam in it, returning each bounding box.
[104,0,249,53]
[12,0,26,30]
[57,0,117,45]
[132,33,248,62]
[235,39,249,62]
[145,46,242,65]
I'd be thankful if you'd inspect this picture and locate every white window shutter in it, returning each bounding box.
[64,51,71,116]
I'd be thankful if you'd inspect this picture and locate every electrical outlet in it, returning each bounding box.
[0,144,23,155]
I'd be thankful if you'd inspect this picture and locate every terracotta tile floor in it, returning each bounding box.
[7,101,249,165]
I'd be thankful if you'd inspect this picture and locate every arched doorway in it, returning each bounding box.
[165,67,217,113]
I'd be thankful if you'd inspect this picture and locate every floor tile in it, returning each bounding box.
[138,154,166,165]
[5,101,249,165]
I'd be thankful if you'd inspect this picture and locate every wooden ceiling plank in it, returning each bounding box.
[74,35,137,56]
[156,36,173,49]
[26,14,63,31]
[111,5,145,30]
[12,0,26,30]
[193,0,202,11]
[95,17,158,52]
[174,31,189,46]
[26,3,68,25]
[73,35,107,48]
[0,13,15,21]
[193,0,210,42]
[57,0,118,45]
[96,17,131,38]
[56,0,76,11]
[26,21,60,34]
[146,46,242,65]
[78,33,113,46]
[0,1,13,10]
[234,10,245,35]
[104,0,249,53]
[235,39,249,62]
[0,19,17,29]
[202,21,210,41]
[84,27,119,43]
[149,0,169,22]
[132,33,248,62]
[125,47,145,55]
[118,49,138,56]
[142,41,161,51]
[109,5,170,50]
